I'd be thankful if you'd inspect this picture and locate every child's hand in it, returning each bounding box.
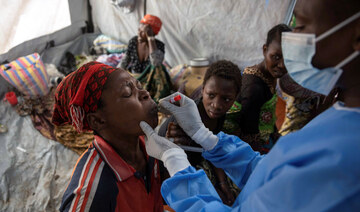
[160,92,218,150]
[167,122,193,146]
[219,183,235,206]
[159,92,203,138]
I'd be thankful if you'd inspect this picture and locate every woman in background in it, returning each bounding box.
[235,24,291,154]
[120,14,171,103]
[120,14,165,74]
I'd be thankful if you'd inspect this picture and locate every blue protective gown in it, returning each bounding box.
[161,102,360,211]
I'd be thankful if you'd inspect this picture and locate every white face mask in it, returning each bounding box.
[281,11,360,96]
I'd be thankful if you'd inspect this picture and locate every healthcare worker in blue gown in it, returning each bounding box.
[140,0,360,211]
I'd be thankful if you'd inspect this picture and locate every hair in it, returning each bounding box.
[265,24,292,46]
[202,60,242,93]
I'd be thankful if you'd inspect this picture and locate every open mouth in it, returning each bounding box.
[149,102,159,115]
[148,103,159,127]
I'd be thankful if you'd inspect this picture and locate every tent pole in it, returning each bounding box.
[144,0,147,16]
[284,0,296,25]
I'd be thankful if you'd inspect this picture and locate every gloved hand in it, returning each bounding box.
[159,92,202,137]
[159,92,219,151]
[140,121,191,176]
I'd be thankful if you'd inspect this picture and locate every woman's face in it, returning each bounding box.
[99,69,158,136]
[263,39,287,78]
[201,76,238,119]
[138,23,148,42]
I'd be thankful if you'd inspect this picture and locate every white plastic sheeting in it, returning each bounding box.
[0,102,78,212]
[91,0,293,69]
[0,0,71,55]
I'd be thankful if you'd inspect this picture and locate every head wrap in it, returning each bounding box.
[140,14,162,35]
[52,61,116,132]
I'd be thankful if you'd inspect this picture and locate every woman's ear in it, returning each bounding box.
[86,112,106,132]
[201,84,205,96]
[263,44,268,56]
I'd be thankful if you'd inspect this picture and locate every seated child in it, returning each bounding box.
[52,62,163,211]
[158,60,242,206]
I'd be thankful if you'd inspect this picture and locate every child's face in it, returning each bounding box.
[99,70,158,136]
[202,76,238,119]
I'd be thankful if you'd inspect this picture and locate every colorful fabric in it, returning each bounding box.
[60,135,163,212]
[140,14,162,35]
[279,92,321,135]
[13,84,96,155]
[75,54,96,69]
[222,101,242,134]
[243,65,276,94]
[258,93,277,144]
[177,67,205,98]
[236,65,278,153]
[93,34,128,53]
[11,87,56,140]
[275,96,286,131]
[120,36,165,74]
[225,94,277,153]
[0,53,49,97]
[168,64,188,90]
[54,124,94,155]
[96,53,124,67]
[224,95,277,141]
[136,65,172,103]
[52,62,116,132]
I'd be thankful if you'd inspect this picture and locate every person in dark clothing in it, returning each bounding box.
[120,14,172,103]
[158,60,242,206]
[235,24,291,154]
[120,14,165,74]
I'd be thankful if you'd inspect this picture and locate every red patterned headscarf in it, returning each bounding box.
[52,61,116,132]
[140,14,162,35]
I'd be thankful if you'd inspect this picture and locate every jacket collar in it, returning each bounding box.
[93,135,147,181]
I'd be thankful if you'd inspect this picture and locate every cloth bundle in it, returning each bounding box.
[93,34,128,54]
[0,53,49,97]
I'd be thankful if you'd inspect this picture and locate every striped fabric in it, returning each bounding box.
[68,149,105,212]
[93,35,127,54]
[0,53,49,96]
[60,135,163,212]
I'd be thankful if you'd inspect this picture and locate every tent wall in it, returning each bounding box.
[0,0,90,64]
[90,0,295,69]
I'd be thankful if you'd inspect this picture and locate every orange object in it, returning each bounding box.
[5,92,18,106]
[140,14,162,35]
[164,205,176,212]
[275,96,286,130]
